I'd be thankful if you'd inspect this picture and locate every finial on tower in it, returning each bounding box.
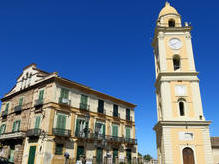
[165,1,170,6]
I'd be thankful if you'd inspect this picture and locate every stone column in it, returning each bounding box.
[92,156,96,164]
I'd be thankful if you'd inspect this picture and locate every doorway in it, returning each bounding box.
[183,147,195,164]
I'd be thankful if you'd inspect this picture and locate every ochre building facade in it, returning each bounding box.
[0,64,137,164]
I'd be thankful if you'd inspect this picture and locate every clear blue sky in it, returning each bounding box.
[0,0,218,158]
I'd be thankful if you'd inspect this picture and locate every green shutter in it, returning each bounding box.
[17,120,21,131]
[55,144,63,155]
[81,95,88,104]
[75,119,79,136]
[103,124,105,135]
[39,90,44,102]
[2,125,6,134]
[35,116,41,129]
[61,115,66,129]
[0,125,2,134]
[56,114,62,129]
[19,97,23,106]
[126,127,130,139]
[12,122,16,132]
[5,103,9,112]
[61,88,69,99]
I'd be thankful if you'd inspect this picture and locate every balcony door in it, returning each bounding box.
[28,146,36,164]
[183,147,195,164]
[56,114,66,135]
[96,148,103,164]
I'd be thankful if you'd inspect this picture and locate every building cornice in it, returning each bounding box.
[153,121,211,131]
[155,72,199,88]
[1,76,136,109]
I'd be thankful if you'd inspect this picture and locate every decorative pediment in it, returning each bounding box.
[7,64,51,96]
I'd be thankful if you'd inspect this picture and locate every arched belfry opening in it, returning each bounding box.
[183,147,195,164]
[168,19,175,27]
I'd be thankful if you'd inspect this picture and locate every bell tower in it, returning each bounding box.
[152,2,213,164]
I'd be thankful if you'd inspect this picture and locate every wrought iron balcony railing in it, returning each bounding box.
[26,128,42,137]
[124,138,137,145]
[14,105,22,113]
[52,128,71,137]
[79,103,90,111]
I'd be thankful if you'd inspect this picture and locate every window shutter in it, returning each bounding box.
[2,125,6,134]
[17,121,21,131]
[64,89,69,99]
[35,116,41,129]
[0,125,2,134]
[75,119,79,136]
[56,114,62,129]
[103,124,105,135]
[5,103,9,112]
[39,90,44,102]
[61,115,66,129]
[19,97,23,106]
[12,122,16,132]
[126,127,130,139]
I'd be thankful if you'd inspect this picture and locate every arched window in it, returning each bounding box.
[179,101,185,116]
[183,147,195,164]
[168,19,175,27]
[173,55,180,71]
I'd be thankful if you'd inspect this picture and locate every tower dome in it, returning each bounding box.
[158,2,179,18]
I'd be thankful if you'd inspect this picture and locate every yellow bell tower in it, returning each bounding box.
[152,2,214,164]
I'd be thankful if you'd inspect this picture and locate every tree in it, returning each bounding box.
[143,154,153,161]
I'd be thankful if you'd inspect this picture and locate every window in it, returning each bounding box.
[0,124,6,134]
[5,103,9,112]
[35,116,41,129]
[98,100,104,113]
[168,19,175,27]
[95,122,105,136]
[112,124,118,137]
[38,90,44,103]
[113,104,118,117]
[179,101,185,116]
[19,97,23,106]
[55,144,64,155]
[126,108,131,121]
[173,55,180,71]
[60,88,69,99]
[75,118,88,137]
[56,114,66,129]
[12,120,21,132]
[126,127,131,139]
[80,95,88,110]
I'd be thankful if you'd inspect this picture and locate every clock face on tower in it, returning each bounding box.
[168,38,182,49]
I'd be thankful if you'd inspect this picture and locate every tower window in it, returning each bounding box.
[179,101,185,116]
[173,55,180,71]
[168,19,175,27]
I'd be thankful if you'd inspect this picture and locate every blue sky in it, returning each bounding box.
[0,0,219,158]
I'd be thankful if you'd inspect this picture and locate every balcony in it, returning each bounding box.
[34,99,44,107]
[59,97,71,106]
[107,135,124,143]
[14,105,22,113]
[26,128,42,137]
[124,138,137,145]
[1,111,8,118]
[79,103,89,111]
[0,131,25,140]
[52,128,71,137]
